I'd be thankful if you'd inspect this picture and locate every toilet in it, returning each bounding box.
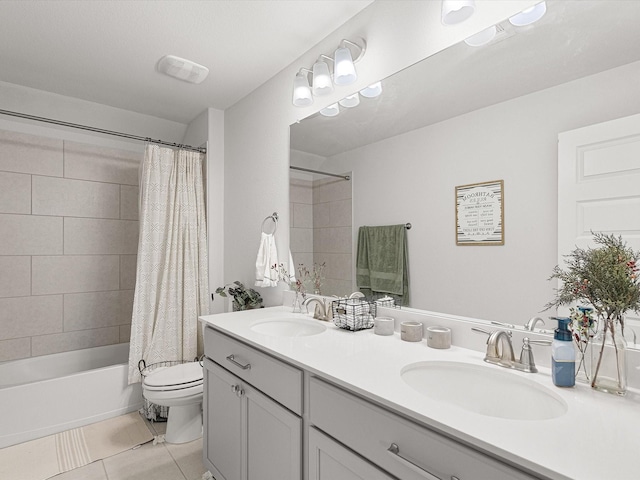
[141,361,203,444]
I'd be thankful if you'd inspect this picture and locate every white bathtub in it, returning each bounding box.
[0,343,143,448]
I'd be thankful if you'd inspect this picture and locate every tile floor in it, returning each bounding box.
[49,418,208,480]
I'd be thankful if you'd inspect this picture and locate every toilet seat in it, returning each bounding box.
[143,362,203,391]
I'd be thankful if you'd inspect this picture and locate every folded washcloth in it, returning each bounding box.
[255,232,278,287]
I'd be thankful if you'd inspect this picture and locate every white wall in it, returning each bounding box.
[223,0,538,307]
[0,81,187,151]
[323,60,640,324]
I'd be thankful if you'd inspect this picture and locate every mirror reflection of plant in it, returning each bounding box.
[272,263,307,299]
[271,262,327,296]
[214,281,263,311]
[310,262,326,294]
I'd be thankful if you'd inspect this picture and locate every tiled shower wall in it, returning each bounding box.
[290,175,352,297]
[0,129,141,362]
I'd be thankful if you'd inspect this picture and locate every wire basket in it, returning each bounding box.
[331,298,376,331]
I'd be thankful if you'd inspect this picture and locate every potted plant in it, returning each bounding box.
[546,232,640,395]
[215,281,263,311]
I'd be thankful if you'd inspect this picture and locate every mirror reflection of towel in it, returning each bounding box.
[255,232,278,287]
[356,225,409,305]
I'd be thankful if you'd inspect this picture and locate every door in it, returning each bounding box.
[203,358,243,480]
[308,427,395,480]
[245,383,302,480]
[558,113,640,334]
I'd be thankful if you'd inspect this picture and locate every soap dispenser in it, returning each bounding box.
[552,317,575,387]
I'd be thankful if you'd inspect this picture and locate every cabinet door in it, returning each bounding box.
[203,358,243,480]
[245,382,302,480]
[309,427,395,480]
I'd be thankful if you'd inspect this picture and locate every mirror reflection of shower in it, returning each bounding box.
[289,161,352,297]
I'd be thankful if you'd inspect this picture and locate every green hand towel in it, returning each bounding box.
[356,224,409,304]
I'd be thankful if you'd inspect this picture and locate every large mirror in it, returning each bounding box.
[289,1,640,330]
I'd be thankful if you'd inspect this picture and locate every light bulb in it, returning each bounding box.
[339,93,360,108]
[360,81,382,98]
[292,72,313,107]
[441,0,476,26]
[464,25,497,47]
[509,1,547,26]
[320,103,340,117]
[334,47,357,85]
[312,60,333,96]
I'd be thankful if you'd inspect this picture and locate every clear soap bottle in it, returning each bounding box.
[552,317,575,387]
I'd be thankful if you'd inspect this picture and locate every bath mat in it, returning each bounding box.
[0,411,153,480]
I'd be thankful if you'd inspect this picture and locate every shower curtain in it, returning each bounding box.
[128,145,209,385]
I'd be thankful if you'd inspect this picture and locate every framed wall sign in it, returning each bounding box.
[455,180,504,246]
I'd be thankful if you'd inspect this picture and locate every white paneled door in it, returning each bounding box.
[558,113,640,334]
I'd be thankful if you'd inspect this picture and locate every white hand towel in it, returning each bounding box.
[255,232,278,287]
[288,250,297,284]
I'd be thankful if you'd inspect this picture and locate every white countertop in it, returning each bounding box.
[200,306,640,480]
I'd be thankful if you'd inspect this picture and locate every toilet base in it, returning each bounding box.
[165,403,203,444]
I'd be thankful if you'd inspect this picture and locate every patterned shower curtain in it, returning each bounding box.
[128,144,209,385]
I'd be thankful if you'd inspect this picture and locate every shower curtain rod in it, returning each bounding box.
[0,109,207,154]
[289,165,350,180]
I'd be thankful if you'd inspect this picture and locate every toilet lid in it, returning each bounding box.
[144,362,203,389]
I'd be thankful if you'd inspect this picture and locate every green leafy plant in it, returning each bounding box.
[215,281,263,311]
[546,232,640,388]
[546,233,639,321]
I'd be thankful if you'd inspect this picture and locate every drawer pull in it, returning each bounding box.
[226,354,251,370]
[387,443,441,480]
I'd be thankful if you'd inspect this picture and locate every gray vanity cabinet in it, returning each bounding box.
[309,377,537,480]
[308,427,395,480]
[203,328,302,480]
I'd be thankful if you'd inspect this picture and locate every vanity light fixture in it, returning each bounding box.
[509,1,547,26]
[464,25,497,47]
[441,0,476,26]
[291,37,366,107]
[339,93,360,108]
[292,69,313,107]
[359,81,382,98]
[320,103,340,117]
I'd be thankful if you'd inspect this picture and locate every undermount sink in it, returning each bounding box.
[250,318,327,337]
[401,361,567,421]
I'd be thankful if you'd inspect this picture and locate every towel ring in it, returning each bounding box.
[261,212,278,235]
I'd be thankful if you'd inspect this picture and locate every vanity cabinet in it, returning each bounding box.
[203,328,302,480]
[309,377,537,480]
[308,427,395,480]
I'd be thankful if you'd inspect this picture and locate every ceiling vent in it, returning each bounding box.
[157,55,209,84]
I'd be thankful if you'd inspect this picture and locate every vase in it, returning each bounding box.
[292,292,303,313]
[590,317,627,396]
[574,345,592,384]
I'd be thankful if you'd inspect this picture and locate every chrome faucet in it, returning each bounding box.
[485,330,515,368]
[472,327,551,373]
[302,297,330,321]
[524,316,545,331]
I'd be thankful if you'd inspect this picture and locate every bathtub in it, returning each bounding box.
[0,343,143,449]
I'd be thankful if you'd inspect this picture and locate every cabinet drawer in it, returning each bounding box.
[309,377,536,480]
[205,326,303,415]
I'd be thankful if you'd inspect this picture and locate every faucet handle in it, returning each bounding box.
[515,337,552,373]
[471,327,492,337]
